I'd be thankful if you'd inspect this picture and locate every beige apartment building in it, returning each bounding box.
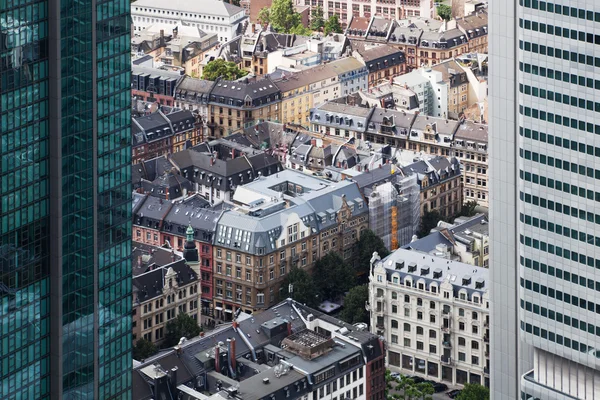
[133,258,201,345]
[211,170,369,320]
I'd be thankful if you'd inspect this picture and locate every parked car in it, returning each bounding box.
[432,382,449,393]
[409,375,425,384]
[390,372,402,380]
[447,389,461,398]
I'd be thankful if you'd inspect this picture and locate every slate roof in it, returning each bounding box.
[175,76,215,105]
[309,102,375,134]
[215,171,366,255]
[132,242,182,277]
[132,110,195,145]
[133,259,198,303]
[355,44,405,69]
[366,108,416,136]
[410,115,461,136]
[209,77,281,108]
[162,198,221,243]
[402,231,455,254]
[454,120,488,143]
[376,248,489,295]
[170,140,282,192]
[401,156,461,186]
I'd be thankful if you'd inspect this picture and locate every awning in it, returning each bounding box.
[224,309,233,313]
[214,306,223,311]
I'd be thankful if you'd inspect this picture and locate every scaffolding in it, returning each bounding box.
[368,173,420,250]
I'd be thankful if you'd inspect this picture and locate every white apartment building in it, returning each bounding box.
[300,0,434,25]
[368,248,490,387]
[131,0,248,43]
[394,69,448,119]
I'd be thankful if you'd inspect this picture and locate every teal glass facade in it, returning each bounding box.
[1,0,132,395]
[1,0,51,397]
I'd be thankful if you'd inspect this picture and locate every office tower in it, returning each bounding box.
[490,1,600,399]
[0,0,132,397]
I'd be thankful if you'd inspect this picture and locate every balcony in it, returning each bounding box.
[484,334,489,343]
[442,341,452,349]
[441,325,451,333]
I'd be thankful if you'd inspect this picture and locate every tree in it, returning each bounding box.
[133,338,158,360]
[289,24,313,36]
[270,0,301,33]
[357,229,390,276]
[324,14,342,35]
[257,7,270,26]
[310,6,325,31]
[202,58,248,81]
[456,383,490,400]
[339,285,369,324]
[282,266,320,308]
[437,4,452,21]
[165,313,201,347]
[417,210,444,238]
[460,200,478,218]
[313,252,356,300]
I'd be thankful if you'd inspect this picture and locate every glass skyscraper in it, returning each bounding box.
[1,0,132,396]
[490,0,600,399]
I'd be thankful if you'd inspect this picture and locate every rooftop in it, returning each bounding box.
[376,248,489,293]
[132,0,245,16]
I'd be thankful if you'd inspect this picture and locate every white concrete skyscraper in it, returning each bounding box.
[490,0,600,399]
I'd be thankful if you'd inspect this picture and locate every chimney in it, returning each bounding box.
[310,138,317,146]
[230,338,237,370]
[160,29,165,47]
[210,157,214,166]
[214,346,220,372]
[231,148,235,159]
[169,367,178,388]
[287,322,292,336]
[389,76,393,85]
[171,250,175,262]
[232,321,239,330]
[252,23,256,33]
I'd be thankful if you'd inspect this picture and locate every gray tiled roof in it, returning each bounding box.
[377,248,489,294]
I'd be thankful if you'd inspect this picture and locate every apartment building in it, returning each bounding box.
[452,121,488,207]
[169,139,283,205]
[369,249,490,387]
[430,59,470,119]
[132,192,221,324]
[173,76,215,140]
[211,170,368,319]
[352,43,406,87]
[401,156,463,218]
[131,0,247,42]
[133,156,194,200]
[132,65,183,106]
[131,24,219,76]
[347,12,488,71]
[208,77,281,137]
[404,213,490,268]
[274,57,368,127]
[132,298,385,400]
[301,0,434,26]
[132,255,200,345]
[132,108,199,163]
[310,102,488,208]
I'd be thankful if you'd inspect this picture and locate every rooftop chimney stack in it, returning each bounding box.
[214,346,220,372]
